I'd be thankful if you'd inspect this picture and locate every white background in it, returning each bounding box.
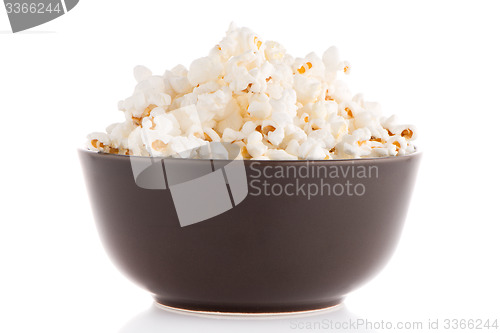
[1,1,499,332]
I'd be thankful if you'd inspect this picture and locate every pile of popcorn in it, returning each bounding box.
[87,23,416,160]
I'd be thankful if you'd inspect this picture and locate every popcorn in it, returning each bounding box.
[246,131,268,158]
[222,128,244,142]
[308,129,336,150]
[87,23,417,160]
[196,87,232,122]
[248,93,272,119]
[299,139,328,160]
[188,56,224,86]
[293,75,322,105]
[87,132,110,151]
[284,124,308,144]
[165,65,192,95]
[264,41,287,62]
[216,108,244,134]
[267,125,285,147]
[133,65,152,83]
[265,149,298,160]
[107,121,135,149]
[169,105,202,136]
[285,139,300,156]
[322,46,341,78]
[203,127,221,142]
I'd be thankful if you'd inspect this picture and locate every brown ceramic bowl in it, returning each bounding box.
[79,149,421,313]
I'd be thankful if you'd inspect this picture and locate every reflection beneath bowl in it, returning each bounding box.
[118,303,378,333]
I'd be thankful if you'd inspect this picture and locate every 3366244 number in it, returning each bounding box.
[5,2,62,14]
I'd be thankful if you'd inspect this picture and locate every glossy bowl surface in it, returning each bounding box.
[79,149,421,313]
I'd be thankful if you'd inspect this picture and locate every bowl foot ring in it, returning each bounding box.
[154,300,344,318]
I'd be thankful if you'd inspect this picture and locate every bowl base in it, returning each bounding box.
[153,298,344,317]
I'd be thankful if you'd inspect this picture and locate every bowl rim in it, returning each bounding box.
[78,147,421,163]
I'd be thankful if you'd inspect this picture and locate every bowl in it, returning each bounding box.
[78,148,421,313]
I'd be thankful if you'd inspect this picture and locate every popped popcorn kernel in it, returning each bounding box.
[240,145,252,159]
[401,129,413,140]
[204,132,213,142]
[132,104,157,127]
[343,61,351,74]
[262,125,276,135]
[86,23,417,160]
[149,118,157,130]
[152,139,168,152]
[345,107,354,119]
[370,136,385,144]
[91,139,102,149]
[254,36,263,50]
